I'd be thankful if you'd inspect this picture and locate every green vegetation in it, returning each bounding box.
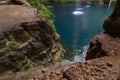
[26,0,117,21]
[27,0,54,23]
[27,0,60,37]
[48,0,117,3]
[49,0,76,3]
[11,0,117,5]
[85,0,117,4]
[46,0,117,4]
[27,0,76,4]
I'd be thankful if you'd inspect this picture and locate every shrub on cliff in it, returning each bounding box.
[27,0,54,21]
[27,0,60,38]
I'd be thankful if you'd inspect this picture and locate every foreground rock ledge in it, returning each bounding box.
[5,56,120,80]
[86,33,120,60]
[0,4,62,72]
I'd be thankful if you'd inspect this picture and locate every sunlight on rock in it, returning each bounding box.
[72,11,85,15]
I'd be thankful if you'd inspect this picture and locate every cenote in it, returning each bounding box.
[52,3,114,62]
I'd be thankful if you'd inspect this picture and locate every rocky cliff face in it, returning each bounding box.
[27,1,120,79]
[0,4,62,73]
[103,0,120,37]
[86,0,120,60]
[10,55,120,80]
[9,0,120,80]
[1,0,120,80]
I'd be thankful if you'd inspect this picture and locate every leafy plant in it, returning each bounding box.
[27,0,60,37]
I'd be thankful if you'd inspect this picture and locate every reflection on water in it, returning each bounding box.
[76,8,83,10]
[52,4,114,62]
[85,5,91,8]
[72,11,85,15]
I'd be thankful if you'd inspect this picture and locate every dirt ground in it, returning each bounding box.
[0,4,40,33]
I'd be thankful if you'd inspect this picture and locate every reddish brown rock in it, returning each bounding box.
[10,0,120,79]
[7,56,120,80]
[103,0,120,37]
[86,0,120,60]
[0,4,62,73]
[1,0,120,80]
[86,33,120,60]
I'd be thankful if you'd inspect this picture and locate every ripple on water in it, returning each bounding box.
[73,45,89,62]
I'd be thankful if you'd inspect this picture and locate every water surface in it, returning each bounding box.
[52,4,114,62]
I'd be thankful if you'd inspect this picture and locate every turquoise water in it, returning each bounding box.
[52,4,113,62]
